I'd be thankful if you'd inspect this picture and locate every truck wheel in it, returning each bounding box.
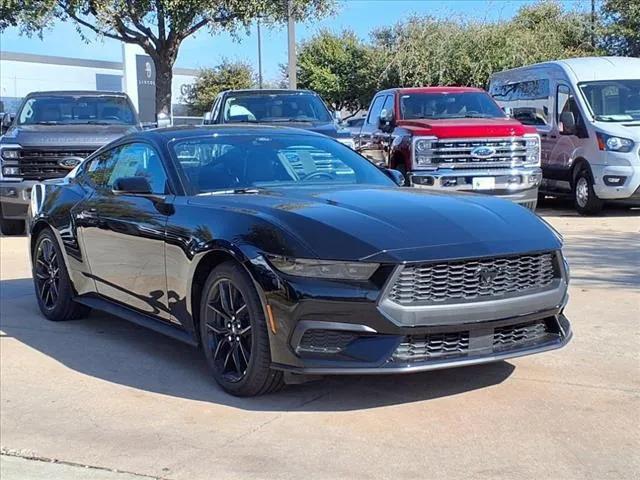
[0,208,25,235]
[574,167,603,215]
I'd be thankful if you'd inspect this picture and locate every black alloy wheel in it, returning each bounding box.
[200,262,284,396]
[32,229,90,321]
[205,278,252,383]
[34,236,60,310]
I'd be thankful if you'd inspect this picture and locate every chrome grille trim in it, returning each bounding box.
[431,137,527,169]
[387,252,558,306]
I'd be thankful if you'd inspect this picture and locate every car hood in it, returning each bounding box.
[189,186,561,263]
[397,117,536,138]
[1,124,139,148]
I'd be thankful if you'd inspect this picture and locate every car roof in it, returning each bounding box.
[25,90,129,97]
[222,89,317,95]
[397,86,485,94]
[145,124,327,141]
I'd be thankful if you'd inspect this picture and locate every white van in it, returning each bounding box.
[489,57,640,214]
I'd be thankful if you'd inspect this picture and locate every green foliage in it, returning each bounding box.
[375,1,598,90]
[2,0,335,115]
[600,0,640,57]
[297,29,383,115]
[185,60,256,115]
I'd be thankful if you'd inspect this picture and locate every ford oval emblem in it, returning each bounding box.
[59,156,83,169]
[470,146,496,159]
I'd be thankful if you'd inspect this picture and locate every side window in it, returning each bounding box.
[106,143,168,194]
[366,96,386,125]
[491,79,550,126]
[557,85,586,136]
[78,148,120,188]
[211,95,222,123]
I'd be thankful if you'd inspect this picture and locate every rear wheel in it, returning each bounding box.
[0,207,25,235]
[200,261,284,396]
[574,167,603,215]
[33,229,90,321]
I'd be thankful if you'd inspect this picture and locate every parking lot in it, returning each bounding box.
[1,202,639,480]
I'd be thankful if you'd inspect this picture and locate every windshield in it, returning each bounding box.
[579,80,640,122]
[400,92,506,120]
[18,96,136,125]
[222,93,333,124]
[171,134,394,194]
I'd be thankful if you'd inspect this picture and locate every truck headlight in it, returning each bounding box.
[2,166,20,176]
[413,136,437,167]
[596,132,634,153]
[1,148,21,160]
[524,134,541,165]
[268,255,379,280]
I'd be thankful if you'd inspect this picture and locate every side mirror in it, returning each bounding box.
[378,108,394,132]
[156,112,171,129]
[203,112,212,125]
[385,168,405,186]
[559,111,576,135]
[112,176,153,195]
[502,106,513,118]
[1,113,13,134]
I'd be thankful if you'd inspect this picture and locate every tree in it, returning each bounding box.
[297,30,383,117]
[3,0,335,117]
[600,0,640,57]
[185,60,255,115]
[373,0,597,90]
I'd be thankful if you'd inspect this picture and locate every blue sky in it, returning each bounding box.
[1,0,588,82]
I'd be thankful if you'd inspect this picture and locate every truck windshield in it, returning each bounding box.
[18,96,136,125]
[222,93,333,123]
[400,92,506,120]
[579,80,640,122]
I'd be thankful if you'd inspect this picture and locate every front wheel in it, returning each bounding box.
[33,229,90,321]
[200,261,284,396]
[0,207,25,235]
[574,167,603,215]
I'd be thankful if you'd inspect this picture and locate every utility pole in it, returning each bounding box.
[287,0,297,89]
[257,19,263,89]
[591,0,596,49]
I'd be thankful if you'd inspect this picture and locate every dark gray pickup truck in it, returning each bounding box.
[0,90,140,235]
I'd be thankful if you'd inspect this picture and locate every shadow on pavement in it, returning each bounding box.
[1,277,514,411]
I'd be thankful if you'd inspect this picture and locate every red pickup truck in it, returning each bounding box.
[354,87,542,210]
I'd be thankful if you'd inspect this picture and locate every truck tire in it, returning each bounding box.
[0,207,25,235]
[574,166,603,215]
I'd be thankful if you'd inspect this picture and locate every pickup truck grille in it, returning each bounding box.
[431,137,527,168]
[6,149,93,180]
[387,252,558,306]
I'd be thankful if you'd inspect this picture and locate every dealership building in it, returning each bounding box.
[0,46,199,123]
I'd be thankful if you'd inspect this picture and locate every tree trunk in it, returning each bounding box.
[155,57,174,118]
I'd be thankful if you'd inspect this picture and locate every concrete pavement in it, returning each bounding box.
[1,203,639,479]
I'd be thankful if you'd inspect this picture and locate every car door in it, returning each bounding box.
[81,142,174,320]
[357,94,388,164]
[547,84,587,188]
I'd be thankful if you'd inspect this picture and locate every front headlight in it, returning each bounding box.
[1,148,21,160]
[268,255,379,280]
[413,136,437,168]
[337,137,355,149]
[596,132,634,153]
[524,134,541,165]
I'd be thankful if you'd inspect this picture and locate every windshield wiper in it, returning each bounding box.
[267,118,315,123]
[32,121,60,125]
[86,120,121,125]
[198,187,261,196]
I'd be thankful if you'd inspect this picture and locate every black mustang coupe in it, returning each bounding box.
[29,125,572,396]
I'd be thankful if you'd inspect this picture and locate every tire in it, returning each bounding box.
[573,167,604,215]
[32,229,91,321]
[0,207,25,236]
[199,261,284,396]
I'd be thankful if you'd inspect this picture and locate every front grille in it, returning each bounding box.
[388,252,557,306]
[431,137,527,168]
[493,320,549,351]
[297,329,358,354]
[393,331,469,361]
[6,149,94,180]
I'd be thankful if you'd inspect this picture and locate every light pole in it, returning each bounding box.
[257,19,263,89]
[287,0,297,89]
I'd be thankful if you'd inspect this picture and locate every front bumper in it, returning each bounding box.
[590,163,640,203]
[0,180,37,219]
[408,167,542,208]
